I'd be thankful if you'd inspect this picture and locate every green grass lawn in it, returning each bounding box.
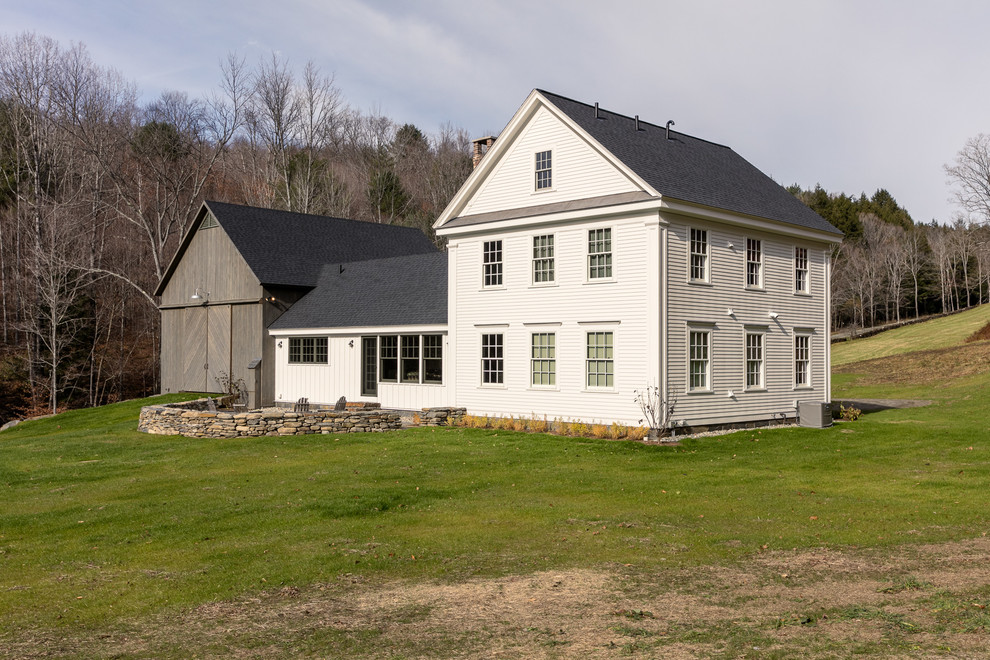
[831,303,990,366]
[2,378,989,638]
[2,319,990,657]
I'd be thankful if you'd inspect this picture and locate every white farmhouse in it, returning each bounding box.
[432,90,842,428]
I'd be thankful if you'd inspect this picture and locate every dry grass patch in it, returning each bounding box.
[966,320,990,343]
[9,537,990,659]
[833,340,990,386]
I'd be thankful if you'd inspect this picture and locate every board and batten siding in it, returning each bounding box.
[462,105,640,217]
[448,211,661,425]
[159,223,262,307]
[664,215,830,425]
[272,333,449,410]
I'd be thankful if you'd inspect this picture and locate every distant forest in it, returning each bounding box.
[1,31,988,421]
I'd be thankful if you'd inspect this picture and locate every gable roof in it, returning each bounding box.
[155,201,438,296]
[438,90,841,237]
[269,251,448,330]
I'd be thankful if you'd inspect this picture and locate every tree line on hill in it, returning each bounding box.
[2,31,989,422]
[789,175,990,330]
[0,32,473,420]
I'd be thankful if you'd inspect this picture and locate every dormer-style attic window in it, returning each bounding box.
[535,150,552,190]
[200,212,218,229]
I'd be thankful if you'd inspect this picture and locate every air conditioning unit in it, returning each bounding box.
[798,401,832,428]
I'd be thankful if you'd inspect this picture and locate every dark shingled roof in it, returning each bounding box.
[536,90,841,236]
[270,251,448,330]
[157,201,438,295]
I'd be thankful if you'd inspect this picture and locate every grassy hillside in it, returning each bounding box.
[831,304,990,367]
[2,324,989,657]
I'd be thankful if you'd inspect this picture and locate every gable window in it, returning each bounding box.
[379,335,398,381]
[586,331,614,388]
[688,329,711,392]
[200,212,218,229]
[481,334,504,384]
[588,228,612,279]
[795,247,809,293]
[483,240,502,287]
[531,332,556,386]
[690,228,709,282]
[423,335,443,384]
[746,238,763,288]
[535,150,552,190]
[288,337,328,364]
[533,234,555,283]
[795,334,811,388]
[745,331,765,390]
[401,335,420,383]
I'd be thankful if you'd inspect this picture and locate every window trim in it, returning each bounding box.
[534,149,553,191]
[532,233,556,285]
[689,227,709,283]
[587,226,614,282]
[585,329,615,390]
[745,237,764,290]
[422,334,443,385]
[687,324,714,394]
[794,246,810,295]
[794,332,813,390]
[481,333,504,386]
[400,335,420,384]
[287,336,328,365]
[744,329,766,392]
[482,239,503,289]
[530,331,557,389]
[379,335,399,382]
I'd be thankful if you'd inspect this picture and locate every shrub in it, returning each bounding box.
[412,412,421,425]
[839,404,862,421]
[591,423,609,439]
[512,417,527,432]
[609,423,627,440]
[530,415,549,434]
[626,426,648,441]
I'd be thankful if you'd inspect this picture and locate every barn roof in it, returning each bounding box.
[155,201,437,296]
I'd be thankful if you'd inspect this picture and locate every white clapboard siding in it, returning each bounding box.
[272,334,449,410]
[462,105,640,217]
[664,215,829,425]
[449,212,658,425]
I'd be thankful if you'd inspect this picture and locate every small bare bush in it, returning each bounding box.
[591,423,609,439]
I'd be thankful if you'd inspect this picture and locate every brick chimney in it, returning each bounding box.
[472,136,496,168]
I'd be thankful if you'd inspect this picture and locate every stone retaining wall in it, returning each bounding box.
[139,398,403,438]
[418,407,466,427]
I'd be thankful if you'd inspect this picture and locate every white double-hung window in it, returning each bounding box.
[690,228,709,282]
[746,238,763,288]
[535,150,552,190]
[533,234,555,283]
[588,228,612,279]
[794,246,809,293]
[688,328,711,392]
[745,331,765,390]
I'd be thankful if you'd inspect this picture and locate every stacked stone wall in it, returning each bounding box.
[139,398,402,438]
[418,407,466,427]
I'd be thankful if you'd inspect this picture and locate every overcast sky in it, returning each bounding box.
[7,0,989,225]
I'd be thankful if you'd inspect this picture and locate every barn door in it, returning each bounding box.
[182,307,208,392]
[206,305,232,393]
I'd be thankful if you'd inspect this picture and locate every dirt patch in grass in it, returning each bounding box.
[834,340,990,386]
[8,537,990,659]
[966,321,990,343]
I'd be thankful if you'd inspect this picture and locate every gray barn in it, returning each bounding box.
[155,201,437,407]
